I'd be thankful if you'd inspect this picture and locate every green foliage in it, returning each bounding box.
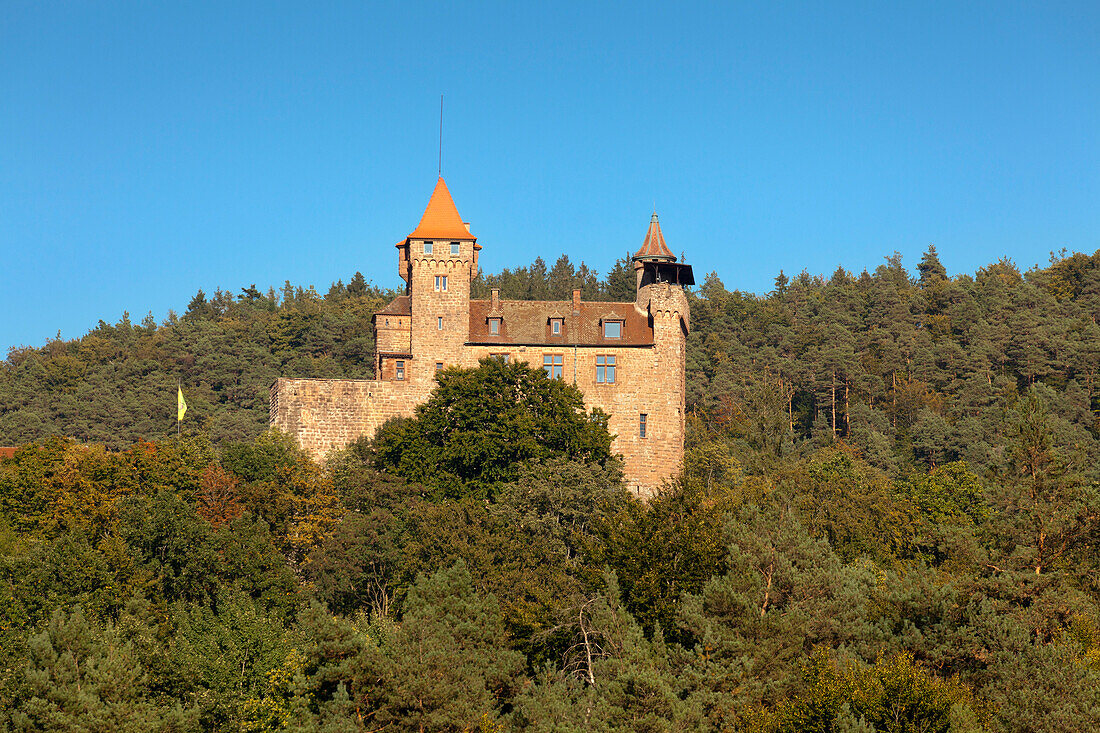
[897,461,989,565]
[3,252,1100,730]
[678,503,879,727]
[471,254,633,302]
[686,252,1100,482]
[899,461,988,527]
[495,457,631,563]
[11,606,196,732]
[372,358,613,500]
[769,649,979,733]
[784,447,918,563]
[162,593,294,729]
[398,497,585,668]
[514,574,701,732]
[591,483,729,644]
[222,429,305,484]
[0,278,394,448]
[366,561,526,732]
[988,389,1100,576]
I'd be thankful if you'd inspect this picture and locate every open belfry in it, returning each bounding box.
[270,178,694,495]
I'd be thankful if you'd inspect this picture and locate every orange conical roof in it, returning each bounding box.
[408,177,475,240]
[633,212,676,262]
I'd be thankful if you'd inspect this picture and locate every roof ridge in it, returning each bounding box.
[471,297,638,307]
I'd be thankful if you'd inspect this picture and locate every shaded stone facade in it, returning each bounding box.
[271,178,693,496]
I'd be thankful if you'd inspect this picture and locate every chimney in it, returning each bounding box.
[572,289,581,312]
[491,288,500,309]
[464,222,471,233]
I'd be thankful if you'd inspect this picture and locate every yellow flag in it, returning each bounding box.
[177,386,187,422]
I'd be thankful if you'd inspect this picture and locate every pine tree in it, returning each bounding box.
[917,244,948,286]
[370,561,526,732]
[12,607,194,732]
[603,255,636,302]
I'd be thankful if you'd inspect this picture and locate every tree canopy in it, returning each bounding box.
[3,248,1100,730]
[371,358,614,500]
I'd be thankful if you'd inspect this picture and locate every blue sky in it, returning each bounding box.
[2,1,1098,353]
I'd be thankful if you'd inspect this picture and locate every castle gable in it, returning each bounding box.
[467,299,652,346]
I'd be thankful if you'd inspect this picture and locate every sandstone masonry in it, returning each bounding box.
[270,178,694,497]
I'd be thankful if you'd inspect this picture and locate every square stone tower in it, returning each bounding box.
[271,179,694,496]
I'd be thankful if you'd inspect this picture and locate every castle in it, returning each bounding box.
[269,178,693,495]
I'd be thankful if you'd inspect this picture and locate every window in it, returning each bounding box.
[543,354,563,379]
[450,242,460,255]
[596,354,616,383]
[490,353,510,363]
[423,241,433,254]
[434,275,448,292]
[603,320,622,339]
[437,316,443,330]
[639,413,647,438]
[551,318,562,335]
[489,317,501,334]
[436,362,444,373]
[395,360,405,381]
[385,318,389,326]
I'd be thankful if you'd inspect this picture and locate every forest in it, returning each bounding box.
[2,246,1100,731]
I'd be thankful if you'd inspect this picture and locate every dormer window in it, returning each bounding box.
[423,241,433,255]
[450,242,460,255]
[603,320,623,339]
[551,318,562,335]
[489,318,501,335]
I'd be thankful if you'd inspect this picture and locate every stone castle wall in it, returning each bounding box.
[270,189,687,496]
[270,377,429,458]
[270,282,688,497]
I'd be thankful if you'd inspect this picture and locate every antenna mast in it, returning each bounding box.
[438,94,443,176]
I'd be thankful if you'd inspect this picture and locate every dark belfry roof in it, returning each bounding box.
[469,299,654,346]
[638,260,696,287]
[633,212,676,262]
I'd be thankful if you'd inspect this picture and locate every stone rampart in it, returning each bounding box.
[270,378,430,458]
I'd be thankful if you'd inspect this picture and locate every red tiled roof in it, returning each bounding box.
[375,295,412,316]
[0,447,17,460]
[408,178,476,241]
[469,299,653,346]
[633,212,676,262]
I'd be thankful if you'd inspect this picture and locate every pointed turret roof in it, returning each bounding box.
[408,177,475,240]
[633,212,676,262]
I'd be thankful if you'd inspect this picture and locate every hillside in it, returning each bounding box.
[3,248,1099,481]
[3,248,1100,730]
